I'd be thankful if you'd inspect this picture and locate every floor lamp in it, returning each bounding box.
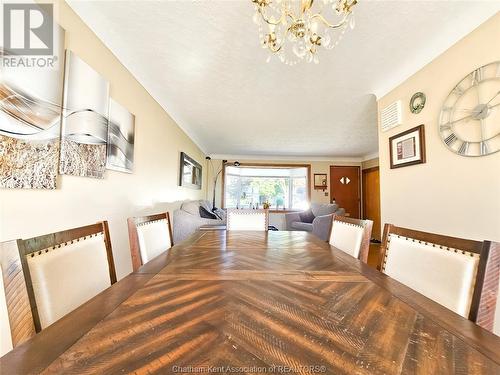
[206,157,240,211]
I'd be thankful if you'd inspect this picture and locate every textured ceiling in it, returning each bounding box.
[67,1,499,158]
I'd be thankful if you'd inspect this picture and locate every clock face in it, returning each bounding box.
[439,61,500,157]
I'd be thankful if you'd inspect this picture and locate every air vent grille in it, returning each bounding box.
[380,100,402,132]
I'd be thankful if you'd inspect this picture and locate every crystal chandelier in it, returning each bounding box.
[251,0,357,64]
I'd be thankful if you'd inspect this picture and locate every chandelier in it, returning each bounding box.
[251,0,357,64]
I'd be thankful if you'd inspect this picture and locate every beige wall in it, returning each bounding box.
[0,1,207,279]
[378,13,500,242]
[207,158,362,208]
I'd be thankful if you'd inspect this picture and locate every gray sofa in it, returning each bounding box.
[285,202,345,241]
[173,200,225,243]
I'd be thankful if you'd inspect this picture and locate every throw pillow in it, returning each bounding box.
[299,209,315,223]
[199,206,218,220]
[213,208,225,220]
[182,201,201,216]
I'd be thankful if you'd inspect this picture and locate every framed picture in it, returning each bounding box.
[389,124,426,169]
[313,173,327,190]
[179,152,202,189]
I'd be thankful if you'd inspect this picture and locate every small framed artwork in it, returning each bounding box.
[313,173,328,190]
[389,124,426,169]
[179,152,202,189]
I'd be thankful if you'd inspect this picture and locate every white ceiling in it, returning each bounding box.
[67,1,499,158]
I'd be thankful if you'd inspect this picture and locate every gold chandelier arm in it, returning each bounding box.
[257,7,286,26]
[267,28,290,53]
[310,12,350,29]
[301,0,314,14]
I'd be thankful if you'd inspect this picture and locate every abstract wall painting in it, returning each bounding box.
[59,50,109,178]
[0,26,65,189]
[106,99,135,173]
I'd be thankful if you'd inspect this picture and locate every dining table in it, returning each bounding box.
[1,230,499,374]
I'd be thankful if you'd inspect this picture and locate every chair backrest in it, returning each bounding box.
[473,241,500,335]
[378,224,491,321]
[127,212,173,271]
[17,222,116,332]
[226,209,269,231]
[0,241,36,356]
[311,202,338,217]
[328,216,373,263]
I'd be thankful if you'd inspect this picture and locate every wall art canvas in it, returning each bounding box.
[106,98,135,173]
[0,22,65,189]
[59,50,109,178]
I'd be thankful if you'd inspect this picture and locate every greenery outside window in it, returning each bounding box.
[223,165,310,210]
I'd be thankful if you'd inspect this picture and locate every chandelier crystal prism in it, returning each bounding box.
[251,0,357,64]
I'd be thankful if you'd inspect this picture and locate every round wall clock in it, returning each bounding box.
[410,92,426,114]
[439,61,500,157]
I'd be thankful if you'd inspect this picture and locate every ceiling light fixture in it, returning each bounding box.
[251,0,357,64]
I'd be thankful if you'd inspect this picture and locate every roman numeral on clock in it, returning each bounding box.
[440,124,451,131]
[471,68,483,85]
[480,141,489,156]
[452,85,464,96]
[458,141,469,155]
[444,133,458,146]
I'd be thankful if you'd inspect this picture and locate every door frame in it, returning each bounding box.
[361,166,379,219]
[329,165,361,218]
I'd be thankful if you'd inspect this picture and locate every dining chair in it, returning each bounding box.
[226,209,269,231]
[17,222,116,332]
[0,241,36,356]
[328,215,373,263]
[127,212,173,272]
[378,223,495,322]
[473,240,500,335]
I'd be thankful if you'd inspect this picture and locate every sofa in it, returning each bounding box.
[173,200,225,243]
[285,202,345,241]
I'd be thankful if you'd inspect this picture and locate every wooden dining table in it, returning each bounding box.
[1,230,499,374]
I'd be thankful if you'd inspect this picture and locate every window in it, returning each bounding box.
[224,165,310,210]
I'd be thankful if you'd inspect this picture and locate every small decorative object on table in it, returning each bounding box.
[389,124,426,169]
[263,202,270,209]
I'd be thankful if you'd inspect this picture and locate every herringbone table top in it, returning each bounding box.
[2,231,499,374]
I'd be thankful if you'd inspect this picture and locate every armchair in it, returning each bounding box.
[285,203,345,241]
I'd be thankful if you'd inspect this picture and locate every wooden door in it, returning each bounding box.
[362,167,381,241]
[329,166,360,219]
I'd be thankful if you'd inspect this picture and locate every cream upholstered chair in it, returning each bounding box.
[127,212,173,271]
[0,241,35,356]
[328,216,373,263]
[378,224,495,322]
[226,209,269,231]
[18,222,116,332]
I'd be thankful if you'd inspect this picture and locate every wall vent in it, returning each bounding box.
[380,100,402,132]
